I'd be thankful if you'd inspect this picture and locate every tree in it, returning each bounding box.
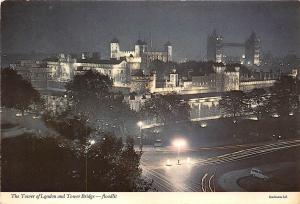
[140,93,190,125]
[66,69,113,101]
[269,76,299,117]
[245,88,271,120]
[2,134,152,192]
[43,110,93,143]
[1,68,42,114]
[219,90,247,122]
[65,70,138,137]
[86,135,152,191]
[65,69,112,116]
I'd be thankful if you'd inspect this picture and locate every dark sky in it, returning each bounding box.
[2,1,300,61]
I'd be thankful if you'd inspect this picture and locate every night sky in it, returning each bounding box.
[2,1,300,61]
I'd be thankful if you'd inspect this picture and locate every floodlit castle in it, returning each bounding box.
[110,38,172,73]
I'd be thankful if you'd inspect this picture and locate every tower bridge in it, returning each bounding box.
[222,42,245,47]
[207,31,261,66]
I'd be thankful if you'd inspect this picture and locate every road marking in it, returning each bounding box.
[192,139,300,167]
[201,173,208,192]
[208,174,215,192]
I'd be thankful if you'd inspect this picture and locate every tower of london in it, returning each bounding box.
[110,38,172,74]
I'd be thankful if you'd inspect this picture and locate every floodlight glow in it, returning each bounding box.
[89,139,95,145]
[137,121,143,127]
[172,138,187,148]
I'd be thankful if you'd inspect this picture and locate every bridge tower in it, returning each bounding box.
[207,30,223,63]
[245,32,261,66]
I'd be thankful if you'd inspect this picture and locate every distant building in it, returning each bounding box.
[45,53,130,86]
[74,58,129,86]
[10,60,50,90]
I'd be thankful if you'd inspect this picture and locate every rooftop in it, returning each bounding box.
[164,41,172,46]
[111,38,119,43]
[77,58,125,65]
[135,39,147,45]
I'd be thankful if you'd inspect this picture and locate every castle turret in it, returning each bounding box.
[135,39,147,56]
[110,38,120,59]
[164,41,172,62]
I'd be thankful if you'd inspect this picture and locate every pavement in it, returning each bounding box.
[2,125,26,138]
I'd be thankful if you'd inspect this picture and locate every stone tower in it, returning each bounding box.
[207,30,223,63]
[245,32,261,66]
[135,39,147,57]
[110,38,120,59]
[164,41,172,62]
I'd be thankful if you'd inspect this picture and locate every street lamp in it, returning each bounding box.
[172,138,187,165]
[137,121,143,151]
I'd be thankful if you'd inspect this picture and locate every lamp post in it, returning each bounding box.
[137,121,143,151]
[172,139,187,165]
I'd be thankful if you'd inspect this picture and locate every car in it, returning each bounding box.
[165,159,172,166]
[32,115,41,119]
[250,168,269,180]
[200,122,207,128]
[271,113,280,118]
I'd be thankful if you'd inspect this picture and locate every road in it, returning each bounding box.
[1,108,58,138]
[141,138,300,192]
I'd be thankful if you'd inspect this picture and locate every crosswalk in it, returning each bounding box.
[192,139,300,167]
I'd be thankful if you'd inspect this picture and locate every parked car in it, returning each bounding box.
[250,168,269,180]
[32,115,41,119]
